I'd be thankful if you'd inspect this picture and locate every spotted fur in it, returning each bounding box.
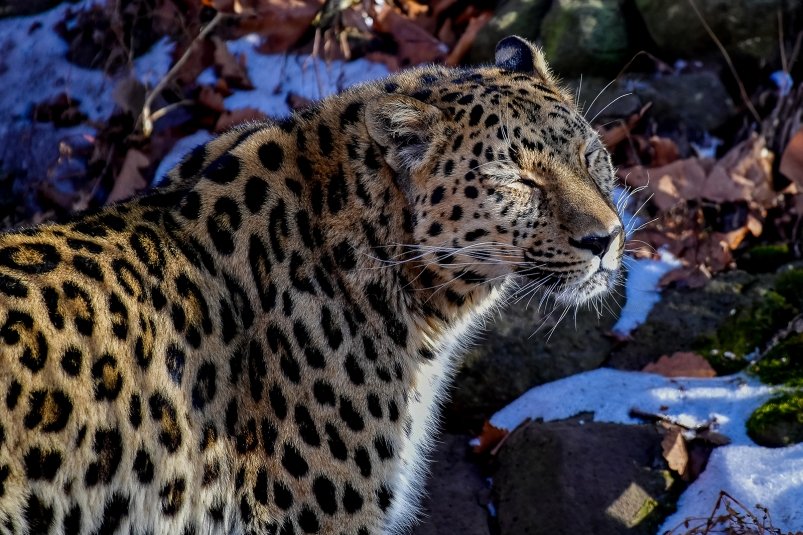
[0,37,622,535]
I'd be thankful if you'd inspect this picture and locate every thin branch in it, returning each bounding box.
[140,11,226,137]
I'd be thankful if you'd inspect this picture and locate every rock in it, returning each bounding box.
[540,0,631,77]
[412,434,490,535]
[494,418,676,534]
[0,0,63,18]
[466,0,552,64]
[747,392,803,447]
[630,71,736,132]
[607,270,772,371]
[609,264,803,373]
[571,71,735,132]
[634,0,802,65]
[446,298,620,431]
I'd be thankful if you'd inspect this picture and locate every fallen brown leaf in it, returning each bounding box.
[780,129,803,185]
[374,5,447,68]
[198,85,226,113]
[661,425,689,477]
[107,149,149,204]
[643,351,717,378]
[444,11,491,66]
[649,136,680,167]
[215,108,268,132]
[212,37,253,90]
[472,420,508,455]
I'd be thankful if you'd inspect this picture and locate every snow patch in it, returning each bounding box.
[0,1,172,131]
[154,35,388,182]
[661,443,803,532]
[222,35,389,120]
[489,368,803,532]
[613,251,682,336]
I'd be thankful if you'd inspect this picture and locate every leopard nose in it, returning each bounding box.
[569,226,622,258]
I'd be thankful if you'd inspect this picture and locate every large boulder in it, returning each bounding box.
[572,70,735,133]
[446,298,620,431]
[540,0,632,77]
[0,0,62,18]
[412,434,490,535]
[634,0,802,65]
[494,418,676,534]
[466,0,553,64]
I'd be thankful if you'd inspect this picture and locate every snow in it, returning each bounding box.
[3,5,801,532]
[663,443,803,531]
[488,368,803,532]
[155,35,388,182]
[0,1,172,130]
[612,185,682,337]
[613,251,682,336]
[219,35,389,120]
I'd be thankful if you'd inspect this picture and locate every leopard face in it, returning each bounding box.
[0,36,623,535]
[365,37,623,310]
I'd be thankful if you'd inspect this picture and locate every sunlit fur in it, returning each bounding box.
[0,37,623,535]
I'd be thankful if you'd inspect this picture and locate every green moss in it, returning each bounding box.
[629,497,659,528]
[775,268,803,310]
[751,333,803,386]
[746,392,803,447]
[738,244,791,273]
[696,290,796,374]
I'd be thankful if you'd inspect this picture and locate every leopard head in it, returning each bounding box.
[365,36,623,307]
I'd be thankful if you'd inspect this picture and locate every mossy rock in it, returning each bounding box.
[747,392,803,447]
[634,0,802,64]
[466,0,552,65]
[540,0,631,77]
[752,333,803,387]
[737,244,792,274]
[775,268,803,310]
[695,289,796,374]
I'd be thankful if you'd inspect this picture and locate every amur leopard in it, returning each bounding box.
[0,36,623,534]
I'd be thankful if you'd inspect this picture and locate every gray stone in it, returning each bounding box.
[466,0,552,65]
[607,270,774,371]
[0,0,64,18]
[540,0,632,77]
[412,434,490,535]
[631,71,736,131]
[494,418,675,534]
[634,0,802,64]
[446,297,620,430]
[569,70,736,132]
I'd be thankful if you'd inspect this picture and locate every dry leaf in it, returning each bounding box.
[215,108,268,132]
[286,92,314,111]
[649,136,680,167]
[780,129,803,185]
[444,12,491,66]
[107,149,149,204]
[643,352,716,378]
[598,103,650,150]
[212,37,253,90]
[198,85,226,113]
[246,1,325,54]
[661,425,689,477]
[472,420,508,455]
[374,6,447,67]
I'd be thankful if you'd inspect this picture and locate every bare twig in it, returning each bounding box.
[687,0,761,123]
[139,11,226,137]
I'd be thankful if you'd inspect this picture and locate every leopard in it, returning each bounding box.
[0,36,623,535]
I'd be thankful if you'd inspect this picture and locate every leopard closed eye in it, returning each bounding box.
[0,36,623,535]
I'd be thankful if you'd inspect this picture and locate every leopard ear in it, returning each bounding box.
[495,35,553,83]
[365,95,445,174]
